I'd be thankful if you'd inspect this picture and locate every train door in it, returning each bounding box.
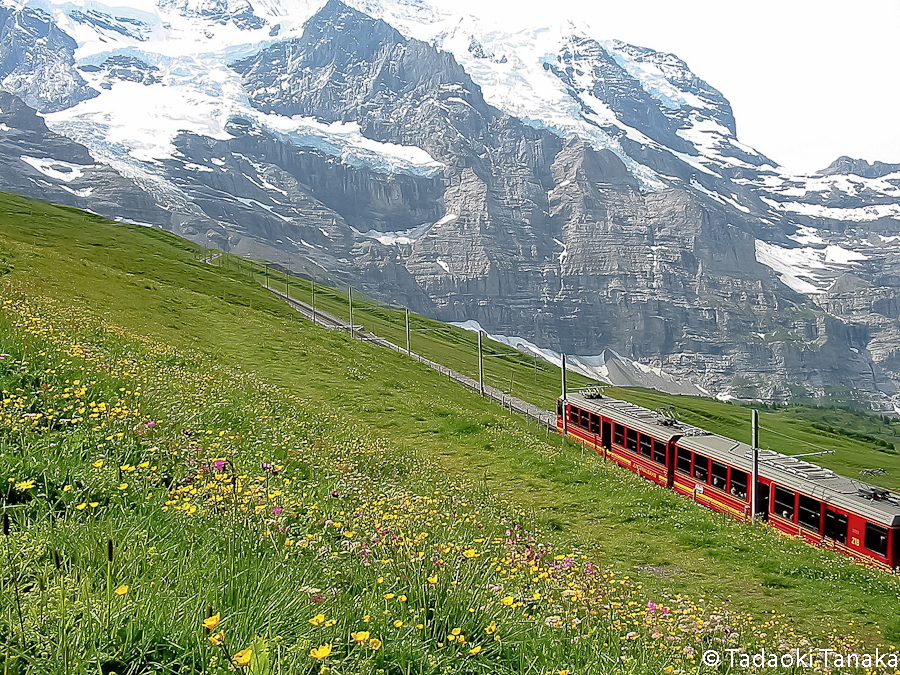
[893,529,899,569]
[755,483,770,522]
[601,420,611,451]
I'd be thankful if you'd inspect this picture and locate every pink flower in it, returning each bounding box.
[271,506,283,515]
[213,460,226,471]
[647,601,658,612]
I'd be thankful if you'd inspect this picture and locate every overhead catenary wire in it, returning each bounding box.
[758,424,842,454]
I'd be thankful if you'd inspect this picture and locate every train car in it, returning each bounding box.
[558,391,900,570]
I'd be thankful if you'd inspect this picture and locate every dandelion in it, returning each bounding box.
[114,585,128,596]
[14,480,34,491]
[351,631,370,643]
[203,612,221,630]
[368,638,382,651]
[233,648,252,666]
[310,644,332,659]
[309,613,325,626]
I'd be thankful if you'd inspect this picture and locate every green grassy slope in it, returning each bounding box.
[1,192,900,667]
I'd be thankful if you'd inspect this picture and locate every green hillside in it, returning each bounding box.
[1,192,899,673]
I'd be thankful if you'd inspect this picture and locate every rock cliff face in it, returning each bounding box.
[1,0,900,406]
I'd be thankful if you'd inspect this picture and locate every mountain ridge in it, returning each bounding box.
[2,0,900,409]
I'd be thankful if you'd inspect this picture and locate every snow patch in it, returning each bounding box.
[436,258,451,273]
[20,155,93,181]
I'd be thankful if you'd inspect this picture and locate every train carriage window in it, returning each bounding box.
[580,408,590,429]
[569,406,580,425]
[653,440,667,465]
[692,454,709,483]
[626,428,638,452]
[710,461,728,491]
[557,401,563,417]
[797,495,822,532]
[614,424,624,446]
[639,434,652,458]
[590,413,600,435]
[729,469,748,501]
[773,486,795,521]
[824,510,848,544]
[865,522,889,557]
[676,447,692,475]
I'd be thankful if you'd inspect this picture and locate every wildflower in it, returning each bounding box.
[203,613,221,630]
[368,638,382,651]
[114,585,129,596]
[486,621,497,635]
[397,595,407,603]
[14,480,34,491]
[75,503,87,511]
[393,620,403,628]
[462,548,478,558]
[233,648,252,666]
[469,646,482,656]
[271,506,283,515]
[118,483,128,490]
[664,667,675,674]
[383,593,395,600]
[309,613,325,626]
[427,575,438,585]
[93,460,104,468]
[209,631,225,645]
[451,628,461,636]
[351,631,370,643]
[558,671,571,675]
[89,502,99,508]
[500,596,515,607]
[310,644,332,660]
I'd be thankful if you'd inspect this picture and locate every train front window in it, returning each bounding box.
[639,434,652,458]
[569,407,579,424]
[692,454,709,483]
[710,461,728,491]
[865,522,889,557]
[557,401,563,417]
[626,427,638,451]
[729,469,748,501]
[797,495,822,532]
[614,424,624,446]
[773,486,795,521]
[677,447,692,475]
[824,510,848,543]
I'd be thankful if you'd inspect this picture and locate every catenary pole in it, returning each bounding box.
[478,331,484,396]
[751,409,759,523]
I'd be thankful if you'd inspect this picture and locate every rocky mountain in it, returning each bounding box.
[1,0,899,408]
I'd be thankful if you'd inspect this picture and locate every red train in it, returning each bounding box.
[558,390,900,570]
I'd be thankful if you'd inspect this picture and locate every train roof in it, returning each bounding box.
[564,391,900,527]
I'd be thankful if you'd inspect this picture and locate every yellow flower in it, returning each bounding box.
[469,646,482,656]
[368,638,382,651]
[393,620,403,628]
[310,644,332,660]
[93,460,104,468]
[89,502,99,508]
[118,483,128,490]
[427,575,438,585]
[233,648,253,666]
[486,621,497,635]
[363,614,371,623]
[557,671,571,675]
[383,593,395,600]
[75,502,87,511]
[397,595,407,603]
[14,480,34,491]
[451,628,461,636]
[209,631,225,646]
[114,585,128,596]
[462,549,478,559]
[203,612,221,630]
[500,596,514,607]
[309,613,325,626]
[351,631,370,643]
[663,668,675,675]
